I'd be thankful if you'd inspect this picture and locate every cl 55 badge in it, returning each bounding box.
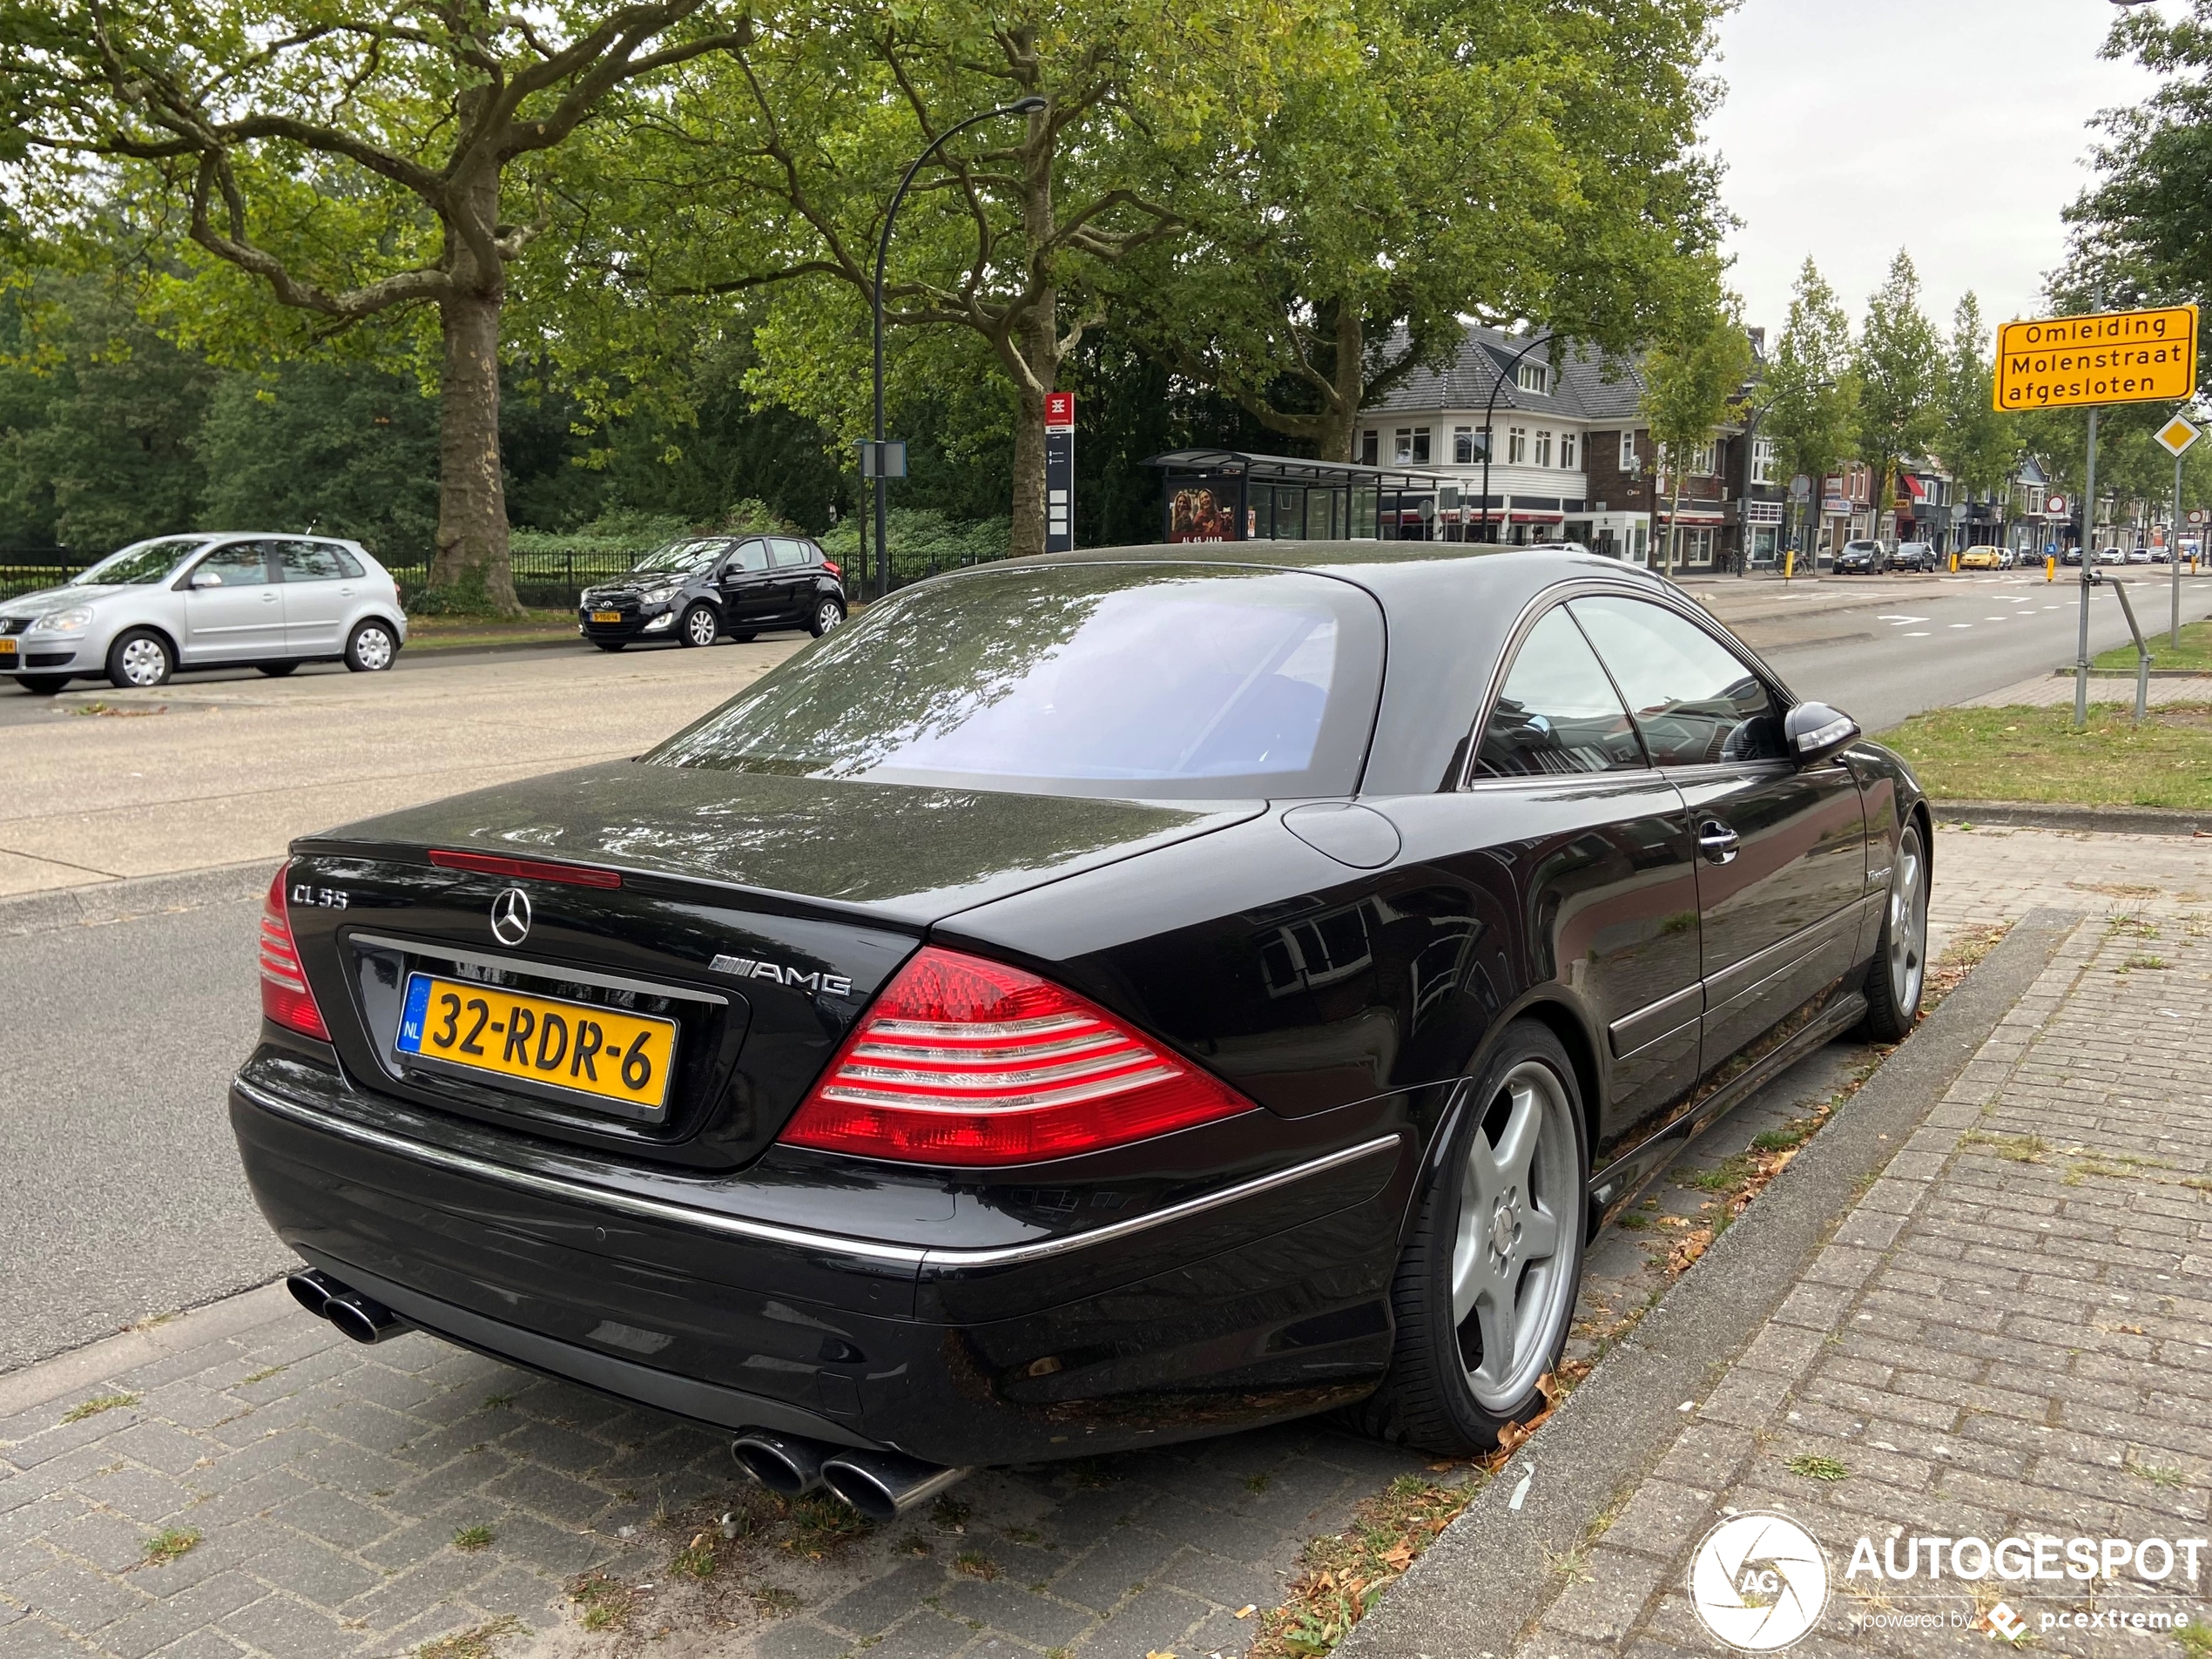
[290,883,348,909]
[711,954,853,996]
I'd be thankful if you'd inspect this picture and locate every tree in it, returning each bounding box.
[2064,0,2212,322]
[1116,0,1727,461]
[633,0,1248,558]
[1853,250,1941,541]
[1763,258,1858,556]
[0,0,753,613]
[0,272,215,553]
[1641,285,1750,576]
[1932,293,2019,518]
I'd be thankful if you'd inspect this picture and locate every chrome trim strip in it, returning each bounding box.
[925,1136,1404,1268]
[1608,981,1703,1059]
[232,1076,1401,1272]
[347,932,729,1006]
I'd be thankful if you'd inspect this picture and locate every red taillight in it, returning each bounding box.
[428,849,622,888]
[821,560,841,578]
[259,864,330,1041]
[778,947,1253,1165]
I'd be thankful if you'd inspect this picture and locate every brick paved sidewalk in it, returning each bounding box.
[3,826,2202,1659]
[1501,899,2212,1656]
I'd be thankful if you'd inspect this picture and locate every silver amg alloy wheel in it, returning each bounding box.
[347,623,396,672]
[1452,1059,1580,1413]
[1887,823,1927,1015]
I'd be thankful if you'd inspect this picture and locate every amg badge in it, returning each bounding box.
[711,954,853,996]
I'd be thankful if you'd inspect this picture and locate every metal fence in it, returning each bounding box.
[384,548,649,610]
[0,554,81,600]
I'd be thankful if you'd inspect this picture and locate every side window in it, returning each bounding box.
[278,541,344,581]
[1568,595,1786,765]
[1471,607,1646,779]
[769,537,815,568]
[728,539,772,574]
[331,546,366,578]
[192,543,272,586]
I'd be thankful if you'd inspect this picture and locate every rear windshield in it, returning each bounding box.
[645,563,1386,799]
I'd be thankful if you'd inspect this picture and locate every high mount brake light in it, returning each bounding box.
[259,864,330,1041]
[428,849,623,888]
[778,946,1254,1166]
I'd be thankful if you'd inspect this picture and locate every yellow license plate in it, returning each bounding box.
[591,610,623,624]
[0,639,16,664]
[395,973,678,1115]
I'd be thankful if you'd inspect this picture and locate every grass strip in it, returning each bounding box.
[1880,703,2212,809]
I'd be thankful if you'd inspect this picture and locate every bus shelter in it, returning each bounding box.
[1146,449,1451,543]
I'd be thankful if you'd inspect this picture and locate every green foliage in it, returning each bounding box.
[1854,251,1942,514]
[1933,293,2018,498]
[198,361,440,564]
[1764,259,1859,486]
[821,507,1010,585]
[1641,281,1750,570]
[0,274,213,553]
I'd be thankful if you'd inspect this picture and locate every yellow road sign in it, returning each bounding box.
[2155,413,2200,457]
[1994,306,2198,412]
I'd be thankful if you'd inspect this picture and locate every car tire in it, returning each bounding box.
[679,603,719,648]
[258,662,300,678]
[808,597,846,637]
[593,640,626,652]
[1350,1019,1588,1455]
[1857,816,1929,1042]
[14,675,70,696]
[344,620,398,673]
[106,628,174,690]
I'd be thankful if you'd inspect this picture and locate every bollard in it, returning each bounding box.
[1784,549,1795,581]
[2047,556,2056,582]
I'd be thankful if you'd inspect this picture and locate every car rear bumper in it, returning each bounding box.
[229,1049,1410,1466]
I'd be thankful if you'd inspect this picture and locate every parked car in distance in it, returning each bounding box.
[0,534,406,696]
[2097,546,2128,566]
[2126,545,2154,564]
[2148,544,2173,563]
[1892,541,1939,572]
[578,535,845,651]
[1956,546,2004,571]
[233,544,1932,1495]
[2060,546,2083,567]
[1833,538,1889,574]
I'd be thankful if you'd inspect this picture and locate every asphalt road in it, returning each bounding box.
[0,898,291,1372]
[1744,569,2212,730]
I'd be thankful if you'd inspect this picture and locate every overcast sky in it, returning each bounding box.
[1704,0,2167,340]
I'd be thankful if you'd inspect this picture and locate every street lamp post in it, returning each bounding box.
[1478,331,1553,546]
[871,96,1047,604]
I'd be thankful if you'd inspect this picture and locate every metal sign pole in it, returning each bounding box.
[2075,406,2098,730]
[2176,452,2186,650]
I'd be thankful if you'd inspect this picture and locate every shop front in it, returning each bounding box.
[1146,449,1449,543]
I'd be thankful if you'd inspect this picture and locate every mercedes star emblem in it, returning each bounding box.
[489,887,533,947]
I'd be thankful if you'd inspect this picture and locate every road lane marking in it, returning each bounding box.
[1903,631,1930,637]
[1879,614,1928,624]
[1949,623,1973,628]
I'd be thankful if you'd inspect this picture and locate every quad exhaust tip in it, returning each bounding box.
[285,1270,411,1345]
[731,1431,970,1521]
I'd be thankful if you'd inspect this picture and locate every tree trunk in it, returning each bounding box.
[1008,369,1051,559]
[427,290,520,615]
[1318,306,1365,463]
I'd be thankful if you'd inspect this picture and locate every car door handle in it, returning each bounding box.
[261,592,280,604]
[1697,820,1740,864]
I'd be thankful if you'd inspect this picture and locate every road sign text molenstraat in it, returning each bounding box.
[1995,307,2198,412]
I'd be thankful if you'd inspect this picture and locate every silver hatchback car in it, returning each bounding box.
[1,534,408,695]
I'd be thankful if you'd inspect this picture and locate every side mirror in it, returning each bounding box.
[1785,701,1859,765]
[190,569,223,589]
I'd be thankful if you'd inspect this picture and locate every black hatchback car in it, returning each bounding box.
[234,546,1929,1515]
[579,534,846,651]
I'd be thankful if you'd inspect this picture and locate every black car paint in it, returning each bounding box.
[232,544,1929,1467]
[578,535,843,645]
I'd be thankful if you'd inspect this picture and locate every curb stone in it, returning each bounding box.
[1928,800,2207,837]
[1335,907,2083,1659]
[0,859,275,935]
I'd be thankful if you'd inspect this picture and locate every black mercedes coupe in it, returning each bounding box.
[233,545,1930,1517]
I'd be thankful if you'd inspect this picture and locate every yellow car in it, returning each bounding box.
[1957,546,2004,570]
